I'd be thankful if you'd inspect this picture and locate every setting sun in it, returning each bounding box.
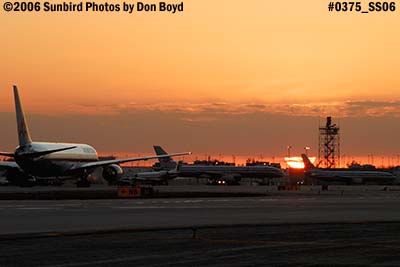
[285,156,316,169]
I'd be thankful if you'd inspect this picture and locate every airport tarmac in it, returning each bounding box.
[2,189,400,266]
[2,193,400,235]
[3,222,400,267]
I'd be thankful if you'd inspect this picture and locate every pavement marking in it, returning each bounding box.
[112,206,168,209]
[42,256,146,267]
[43,250,198,267]
[183,199,203,203]
[17,207,61,210]
[112,206,204,209]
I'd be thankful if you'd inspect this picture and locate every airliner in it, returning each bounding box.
[133,145,284,185]
[301,154,396,185]
[130,146,180,185]
[153,145,178,171]
[0,86,190,186]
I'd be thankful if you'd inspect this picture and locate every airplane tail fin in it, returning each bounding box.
[154,145,170,159]
[153,145,177,170]
[13,86,32,147]
[176,160,183,172]
[301,154,315,171]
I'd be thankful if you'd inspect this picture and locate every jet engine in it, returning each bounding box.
[102,164,123,185]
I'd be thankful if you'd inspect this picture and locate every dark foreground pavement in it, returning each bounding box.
[2,222,400,267]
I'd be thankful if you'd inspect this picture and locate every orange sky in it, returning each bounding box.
[1,0,400,110]
[0,0,399,164]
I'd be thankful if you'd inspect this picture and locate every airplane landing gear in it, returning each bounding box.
[76,177,91,187]
[19,176,36,187]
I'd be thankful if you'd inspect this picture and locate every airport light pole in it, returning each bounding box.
[304,146,310,157]
[287,146,292,166]
[287,146,292,178]
[287,145,292,159]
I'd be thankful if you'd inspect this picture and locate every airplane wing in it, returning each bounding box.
[0,152,16,157]
[0,146,77,158]
[68,152,191,172]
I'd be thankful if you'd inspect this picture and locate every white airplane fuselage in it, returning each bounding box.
[15,142,98,177]
[307,169,396,184]
[301,154,396,184]
[179,165,284,179]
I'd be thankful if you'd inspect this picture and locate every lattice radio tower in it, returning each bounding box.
[318,116,340,168]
